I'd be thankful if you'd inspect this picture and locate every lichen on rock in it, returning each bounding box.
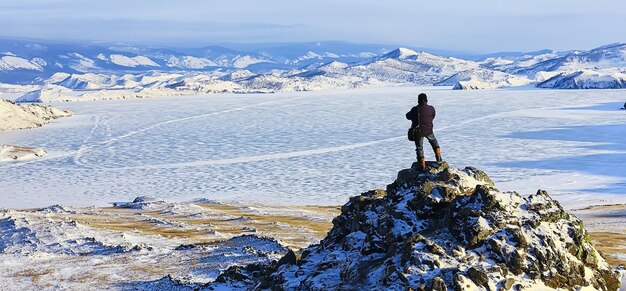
[211,162,621,290]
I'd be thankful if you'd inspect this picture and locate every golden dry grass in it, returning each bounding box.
[41,203,339,249]
[196,203,338,248]
[589,231,626,267]
[12,267,54,283]
[39,203,626,267]
[574,204,626,267]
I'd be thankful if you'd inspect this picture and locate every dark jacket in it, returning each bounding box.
[406,104,436,135]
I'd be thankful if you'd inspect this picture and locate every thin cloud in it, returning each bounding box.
[0,0,624,52]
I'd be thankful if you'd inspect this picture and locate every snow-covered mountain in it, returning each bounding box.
[1,38,625,95]
[295,48,480,85]
[541,43,626,72]
[0,39,391,81]
[0,54,45,71]
[537,70,626,89]
[435,68,532,90]
[478,50,565,76]
[490,43,626,78]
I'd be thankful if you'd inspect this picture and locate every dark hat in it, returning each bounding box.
[418,93,428,105]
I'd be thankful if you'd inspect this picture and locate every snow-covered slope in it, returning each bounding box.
[165,56,217,69]
[478,50,564,76]
[476,43,626,89]
[537,70,626,89]
[435,68,532,89]
[504,43,626,79]
[0,83,39,100]
[215,54,273,68]
[109,54,160,67]
[0,55,44,71]
[0,99,72,130]
[219,69,257,81]
[293,48,484,86]
[348,48,480,84]
[295,49,531,89]
[554,43,626,71]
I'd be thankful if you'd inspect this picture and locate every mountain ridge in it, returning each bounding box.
[1,39,625,96]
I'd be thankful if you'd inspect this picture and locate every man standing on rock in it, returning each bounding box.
[406,93,442,170]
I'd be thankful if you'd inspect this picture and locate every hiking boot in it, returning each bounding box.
[435,147,442,162]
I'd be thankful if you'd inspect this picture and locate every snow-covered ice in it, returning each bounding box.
[0,87,625,209]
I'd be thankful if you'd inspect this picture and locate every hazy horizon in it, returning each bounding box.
[1,35,621,57]
[1,0,625,53]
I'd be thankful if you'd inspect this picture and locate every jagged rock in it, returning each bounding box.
[454,274,479,290]
[463,167,495,187]
[397,168,419,185]
[215,263,265,284]
[432,276,447,291]
[452,245,465,258]
[467,266,489,287]
[211,163,621,290]
[132,196,158,203]
[426,241,446,256]
[278,249,298,266]
[502,277,515,289]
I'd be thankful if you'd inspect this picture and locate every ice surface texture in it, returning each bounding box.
[0,87,625,208]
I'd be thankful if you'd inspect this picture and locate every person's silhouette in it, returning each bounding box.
[406,93,442,170]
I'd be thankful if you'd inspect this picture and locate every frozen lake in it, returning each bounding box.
[1,87,626,209]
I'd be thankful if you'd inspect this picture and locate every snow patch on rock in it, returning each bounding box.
[0,145,46,162]
[212,162,621,290]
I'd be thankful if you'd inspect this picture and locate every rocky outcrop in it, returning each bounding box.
[213,162,621,290]
[0,99,72,131]
[0,99,72,162]
[0,145,46,162]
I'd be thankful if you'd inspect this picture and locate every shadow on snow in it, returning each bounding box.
[492,123,626,195]
[560,101,626,111]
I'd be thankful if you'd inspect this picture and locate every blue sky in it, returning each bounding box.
[1,0,624,53]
